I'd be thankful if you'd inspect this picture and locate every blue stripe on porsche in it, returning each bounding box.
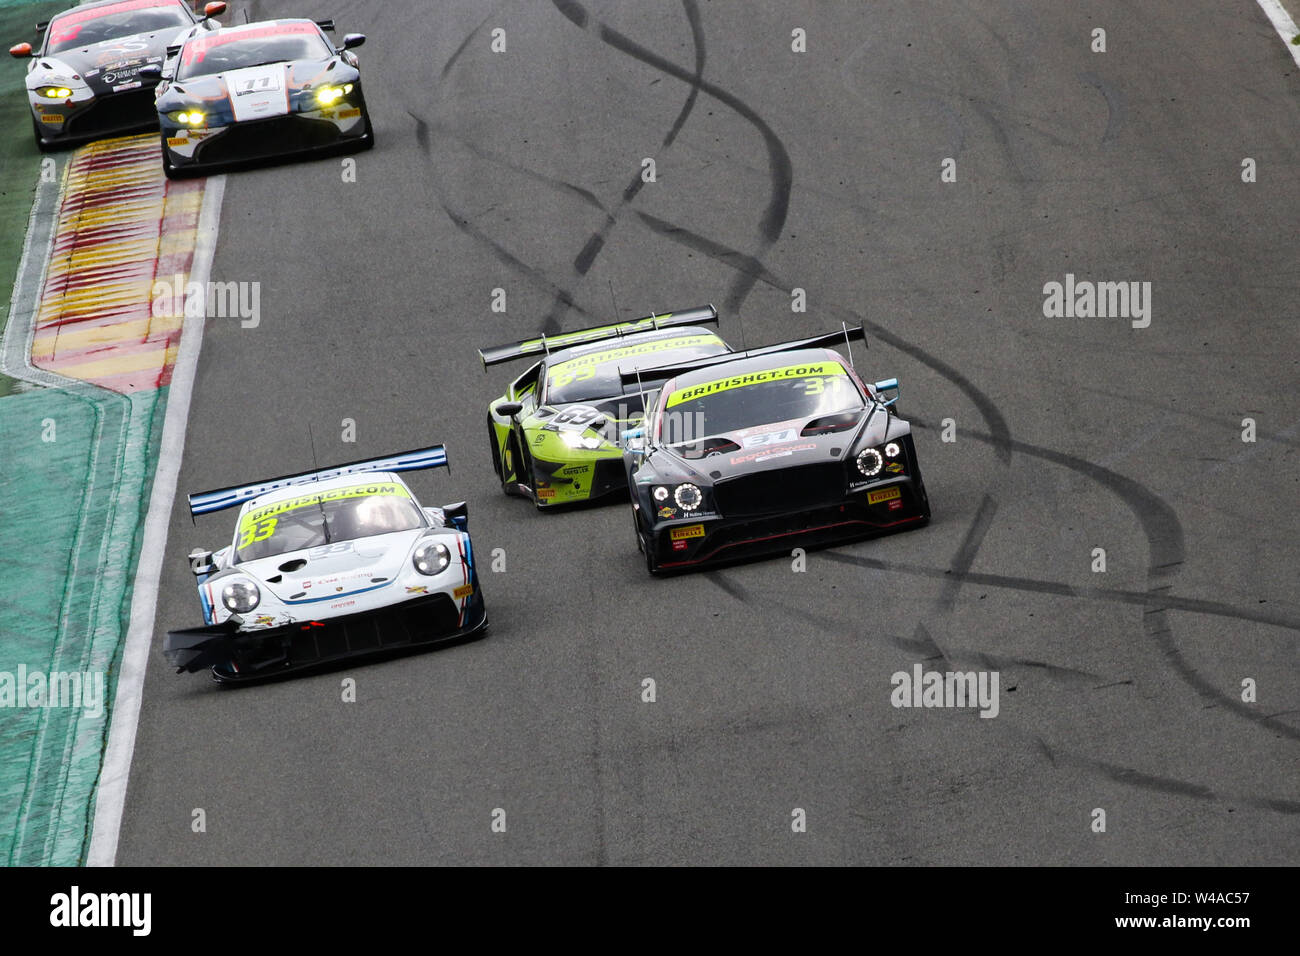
[283,581,392,605]
[198,583,213,625]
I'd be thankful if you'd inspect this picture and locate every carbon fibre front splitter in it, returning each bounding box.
[164,592,487,685]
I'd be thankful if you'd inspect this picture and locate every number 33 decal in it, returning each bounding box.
[238,517,277,549]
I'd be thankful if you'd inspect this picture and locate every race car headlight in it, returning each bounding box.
[315,83,353,106]
[885,442,901,459]
[652,486,670,502]
[674,483,703,511]
[559,429,602,451]
[856,447,885,477]
[221,579,260,614]
[169,109,206,126]
[36,86,73,99]
[413,542,451,576]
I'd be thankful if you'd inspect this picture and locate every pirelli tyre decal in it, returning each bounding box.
[666,362,848,407]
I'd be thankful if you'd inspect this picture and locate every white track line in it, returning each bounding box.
[86,174,227,868]
[1256,0,1300,66]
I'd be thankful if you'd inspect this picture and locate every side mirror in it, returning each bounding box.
[873,377,900,408]
[496,402,523,418]
[8,42,33,58]
[202,1,226,18]
[188,548,216,577]
[441,500,469,532]
[340,33,365,50]
[138,63,162,79]
[622,426,645,452]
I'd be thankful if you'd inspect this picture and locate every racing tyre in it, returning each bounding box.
[487,416,503,479]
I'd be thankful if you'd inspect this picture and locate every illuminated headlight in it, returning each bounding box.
[413,542,451,576]
[856,447,884,477]
[674,483,703,511]
[169,109,206,126]
[885,442,901,459]
[36,86,73,99]
[652,486,669,502]
[559,429,602,451]
[221,579,260,614]
[315,83,353,106]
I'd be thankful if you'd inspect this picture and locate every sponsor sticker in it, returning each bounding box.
[886,462,904,473]
[672,540,689,552]
[405,585,428,595]
[167,136,186,146]
[453,584,473,600]
[670,524,705,541]
[241,483,409,532]
[537,488,556,499]
[667,362,847,408]
[338,107,361,119]
[657,506,676,519]
[867,486,902,505]
[888,498,904,511]
[41,114,65,124]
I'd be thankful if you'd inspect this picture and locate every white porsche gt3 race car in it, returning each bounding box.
[8,0,226,151]
[164,445,487,683]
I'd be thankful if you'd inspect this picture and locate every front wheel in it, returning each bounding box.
[487,416,503,479]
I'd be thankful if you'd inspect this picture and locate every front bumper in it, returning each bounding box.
[645,477,927,570]
[532,453,626,507]
[32,86,159,144]
[164,588,487,683]
[162,105,369,171]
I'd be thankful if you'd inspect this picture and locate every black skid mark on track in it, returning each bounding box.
[437,194,596,323]
[917,423,1300,743]
[549,0,793,324]
[1068,750,1300,815]
[440,9,499,80]
[629,212,1014,465]
[706,570,856,636]
[536,0,711,334]
[936,493,998,612]
[825,551,1300,635]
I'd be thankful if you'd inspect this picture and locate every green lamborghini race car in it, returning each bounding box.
[479,305,730,509]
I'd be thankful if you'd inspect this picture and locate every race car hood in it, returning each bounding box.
[650,404,906,483]
[32,31,183,96]
[162,57,357,120]
[231,527,425,604]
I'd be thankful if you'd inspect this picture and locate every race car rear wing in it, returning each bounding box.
[618,324,866,385]
[477,304,718,368]
[187,445,449,518]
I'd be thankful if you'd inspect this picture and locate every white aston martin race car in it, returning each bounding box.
[164,445,487,683]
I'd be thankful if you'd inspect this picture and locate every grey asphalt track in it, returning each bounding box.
[115,0,1299,865]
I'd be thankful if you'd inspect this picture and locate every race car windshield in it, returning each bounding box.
[235,486,424,562]
[662,363,863,443]
[47,4,191,55]
[178,31,332,78]
[545,334,728,405]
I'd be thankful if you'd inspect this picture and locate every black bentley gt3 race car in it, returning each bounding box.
[624,326,930,573]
